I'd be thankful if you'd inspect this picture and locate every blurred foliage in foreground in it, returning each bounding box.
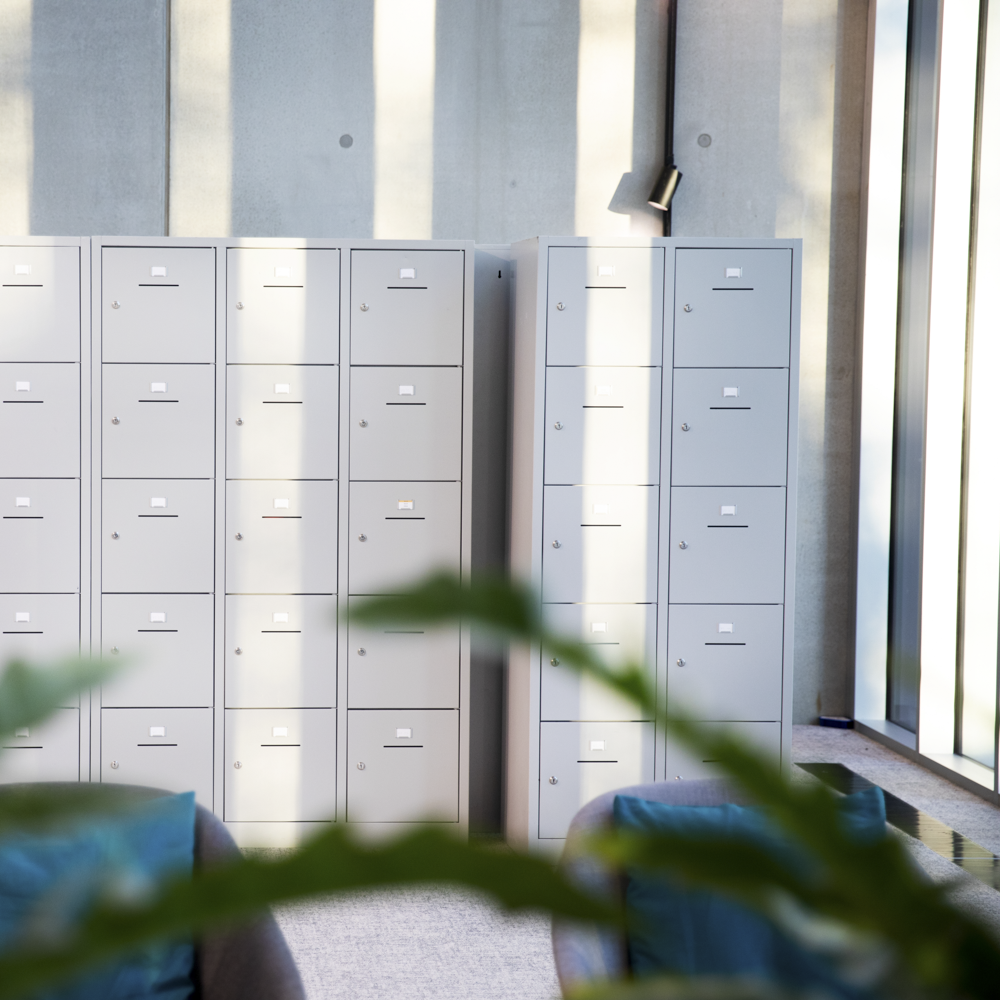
[0,575,998,999]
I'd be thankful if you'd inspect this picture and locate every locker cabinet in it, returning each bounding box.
[347,709,459,823]
[0,246,80,362]
[226,364,339,480]
[0,593,79,663]
[350,250,464,365]
[546,247,665,367]
[349,366,462,481]
[538,721,654,839]
[348,481,461,595]
[102,247,215,363]
[101,707,213,805]
[544,366,661,486]
[664,721,781,781]
[225,595,337,708]
[0,479,80,592]
[0,363,80,477]
[100,594,215,707]
[225,480,338,594]
[102,364,215,479]
[224,708,337,821]
[102,479,215,593]
[0,708,79,783]
[226,248,340,364]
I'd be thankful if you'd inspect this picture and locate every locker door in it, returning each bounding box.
[668,487,786,604]
[671,369,789,487]
[102,247,215,363]
[348,481,461,595]
[224,708,337,821]
[348,598,459,708]
[226,481,338,594]
[0,246,80,362]
[0,363,80,477]
[665,721,781,781]
[346,709,459,823]
[541,485,658,603]
[0,480,79,592]
[666,604,784,721]
[101,707,213,806]
[350,250,464,365]
[226,248,340,364]
[102,364,215,478]
[541,603,656,721]
[544,366,661,486]
[546,247,664,366]
[538,721,654,839]
[225,595,337,708]
[350,367,462,481]
[101,480,214,593]
[0,593,80,664]
[226,364,339,480]
[101,594,215,708]
[0,708,79,783]
[673,248,792,368]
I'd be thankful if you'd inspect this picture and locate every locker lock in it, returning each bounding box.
[551,539,561,549]
[550,657,559,666]
[676,658,686,667]
[556,302,565,311]
[111,416,120,425]
[553,422,563,430]
[235,301,244,310]
[111,531,120,540]
[234,761,242,769]
[235,533,243,541]
[357,761,366,770]
[548,776,558,785]
[360,303,370,312]
[683,304,693,313]
[234,647,242,655]
[111,300,120,309]
[110,646,119,655]
[358,534,367,542]
[235,418,243,426]
[358,419,368,428]
[357,648,366,656]
[110,760,119,769]
[681,423,690,432]
[678,541,688,549]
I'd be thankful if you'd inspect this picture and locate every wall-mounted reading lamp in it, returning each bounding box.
[647,0,681,234]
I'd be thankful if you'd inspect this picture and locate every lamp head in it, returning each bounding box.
[648,164,682,211]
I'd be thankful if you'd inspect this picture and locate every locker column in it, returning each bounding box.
[0,241,86,782]
[223,248,340,833]
[97,244,216,805]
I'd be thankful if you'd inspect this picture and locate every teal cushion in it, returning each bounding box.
[614,787,886,995]
[0,791,196,999]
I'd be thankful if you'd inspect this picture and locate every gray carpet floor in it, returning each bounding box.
[275,724,1000,998]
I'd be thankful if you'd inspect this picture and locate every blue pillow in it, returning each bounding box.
[614,787,886,996]
[0,791,197,999]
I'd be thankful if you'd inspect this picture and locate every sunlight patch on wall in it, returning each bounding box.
[0,0,33,235]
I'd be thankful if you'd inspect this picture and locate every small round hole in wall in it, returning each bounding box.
[697,133,712,148]
[339,134,354,148]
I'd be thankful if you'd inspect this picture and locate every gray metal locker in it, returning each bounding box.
[0,246,80,362]
[226,364,339,480]
[226,248,340,364]
[0,593,80,665]
[664,721,781,781]
[225,595,337,708]
[0,363,80,477]
[0,479,79,593]
[346,709,459,823]
[348,598,459,708]
[348,481,461,595]
[668,486,787,604]
[541,485,659,603]
[538,721,654,839]
[102,247,216,363]
[0,707,79,783]
[225,480,338,594]
[673,248,792,368]
[224,708,337,821]
[666,604,784,721]
[101,707,214,805]
[544,366,661,486]
[349,366,462,481]
[540,603,656,721]
[350,250,464,365]
[102,364,215,479]
[546,247,664,367]
[100,594,215,708]
[670,368,789,487]
[101,479,215,593]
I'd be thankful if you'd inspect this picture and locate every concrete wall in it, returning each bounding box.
[0,0,872,822]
